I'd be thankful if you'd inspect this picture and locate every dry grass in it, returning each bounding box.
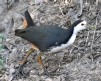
[0,0,101,81]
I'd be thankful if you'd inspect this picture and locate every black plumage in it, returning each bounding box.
[24,10,35,27]
[15,20,83,52]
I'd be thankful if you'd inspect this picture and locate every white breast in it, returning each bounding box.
[49,34,76,53]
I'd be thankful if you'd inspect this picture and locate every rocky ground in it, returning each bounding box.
[0,0,101,81]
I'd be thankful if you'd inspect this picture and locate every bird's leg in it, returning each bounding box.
[37,52,45,69]
[19,48,35,65]
[14,48,35,78]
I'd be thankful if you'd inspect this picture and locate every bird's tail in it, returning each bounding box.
[23,10,35,28]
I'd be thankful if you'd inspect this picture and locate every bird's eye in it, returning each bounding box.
[81,23,84,26]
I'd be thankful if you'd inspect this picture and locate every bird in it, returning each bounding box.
[15,10,87,68]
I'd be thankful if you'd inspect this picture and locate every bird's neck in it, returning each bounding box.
[73,25,82,35]
[73,30,78,36]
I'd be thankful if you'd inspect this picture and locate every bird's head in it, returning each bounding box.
[72,20,87,34]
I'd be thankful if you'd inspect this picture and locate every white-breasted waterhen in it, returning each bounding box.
[15,10,87,69]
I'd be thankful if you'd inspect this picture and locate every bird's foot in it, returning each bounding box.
[42,69,68,76]
[13,64,29,80]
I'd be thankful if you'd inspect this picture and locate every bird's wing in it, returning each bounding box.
[24,25,73,51]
